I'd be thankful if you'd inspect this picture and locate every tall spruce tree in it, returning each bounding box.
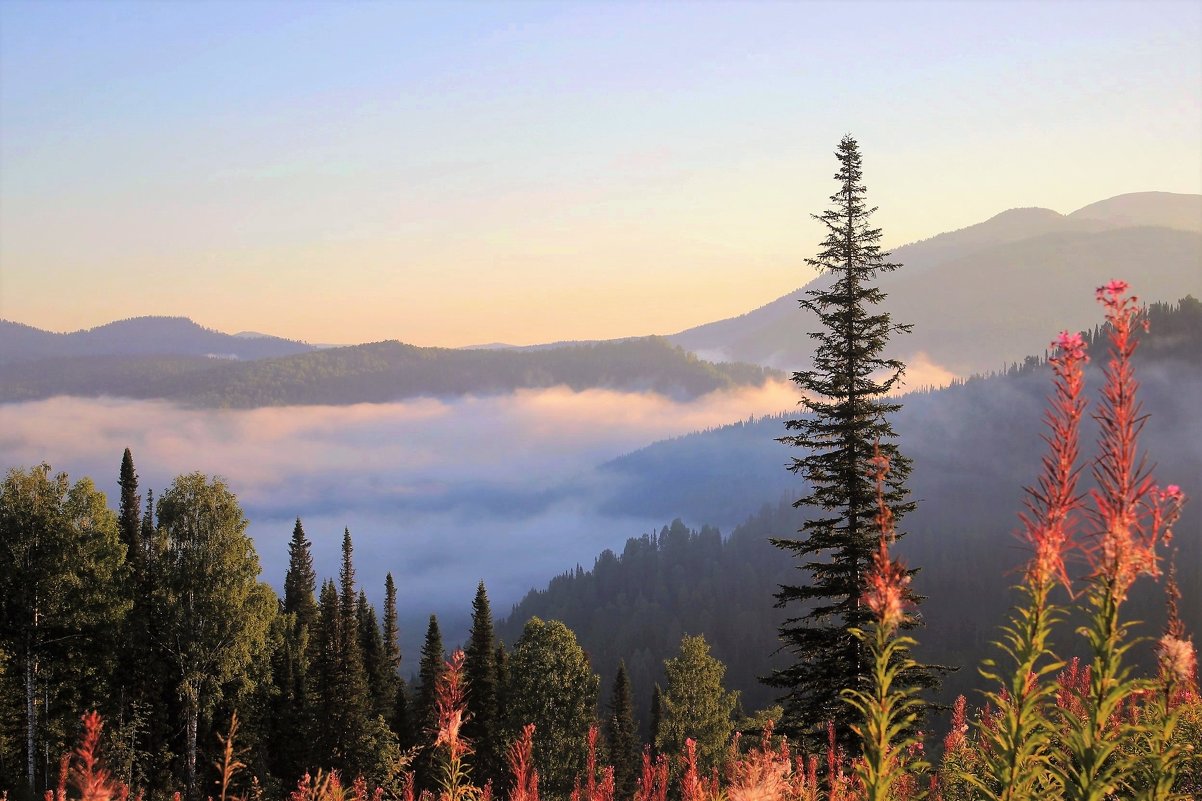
[413,614,445,788]
[463,581,501,784]
[283,518,319,634]
[117,448,142,566]
[767,135,926,751]
[273,519,320,783]
[604,660,639,800]
[333,529,372,775]
[381,573,402,731]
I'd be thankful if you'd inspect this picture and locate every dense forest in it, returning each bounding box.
[0,335,776,407]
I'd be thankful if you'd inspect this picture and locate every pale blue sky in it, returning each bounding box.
[2,0,1199,345]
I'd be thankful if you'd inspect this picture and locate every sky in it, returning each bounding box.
[2,0,1200,347]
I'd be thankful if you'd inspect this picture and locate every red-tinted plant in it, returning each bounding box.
[506,724,539,801]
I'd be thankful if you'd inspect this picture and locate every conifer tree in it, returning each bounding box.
[314,579,341,763]
[273,519,320,783]
[331,528,372,775]
[413,614,445,788]
[357,590,391,720]
[463,581,501,783]
[283,518,319,633]
[494,641,509,727]
[382,573,402,730]
[604,660,639,799]
[117,448,142,566]
[767,135,929,751]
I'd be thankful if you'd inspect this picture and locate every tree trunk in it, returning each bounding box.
[186,703,198,799]
[24,640,36,794]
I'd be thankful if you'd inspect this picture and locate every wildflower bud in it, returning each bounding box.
[1158,634,1198,686]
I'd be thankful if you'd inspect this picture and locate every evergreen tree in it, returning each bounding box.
[272,519,320,784]
[139,489,155,564]
[494,641,509,730]
[463,581,501,784]
[604,660,639,799]
[117,448,142,566]
[358,590,390,720]
[767,135,927,751]
[332,528,372,776]
[154,473,276,797]
[504,617,600,796]
[314,580,341,764]
[656,635,738,769]
[283,518,319,634]
[413,614,445,788]
[649,684,663,758]
[382,573,402,731]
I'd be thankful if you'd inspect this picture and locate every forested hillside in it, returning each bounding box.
[501,296,1202,717]
[0,336,777,407]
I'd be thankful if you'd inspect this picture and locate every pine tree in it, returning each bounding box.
[332,528,372,775]
[413,614,446,788]
[273,519,320,784]
[283,518,319,634]
[767,135,928,751]
[314,579,341,764]
[358,590,390,720]
[604,660,639,799]
[117,448,142,567]
[463,581,501,784]
[494,641,508,729]
[382,573,402,731]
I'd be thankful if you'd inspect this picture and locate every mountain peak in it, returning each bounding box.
[1067,191,1202,233]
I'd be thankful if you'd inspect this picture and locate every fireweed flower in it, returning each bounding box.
[1021,329,1088,590]
[1157,634,1197,686]
[434,650,471,758]
[863,447,911,632]
[1088,281,1185,599]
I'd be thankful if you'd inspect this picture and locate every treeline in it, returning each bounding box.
[0,453,751,800]
[0,336,777,407]
[498,507,802,724]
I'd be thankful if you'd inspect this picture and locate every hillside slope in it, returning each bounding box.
[501,296,1202,717]
[0,316,314,364]
[670,193,1202,374]
[0,336,779,406]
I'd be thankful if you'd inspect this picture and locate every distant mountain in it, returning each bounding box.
[670,192,1202,374]
[1068,191,1202,232]
[0,316,314,365]
[0,336,779,407]
[502,296,1201,716]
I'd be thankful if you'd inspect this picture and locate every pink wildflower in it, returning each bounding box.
[863,443,911,631]
[1158,635,1197,686]
[1020,328,1088,589]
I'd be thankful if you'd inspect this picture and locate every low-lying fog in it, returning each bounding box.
[0,381,799,659]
